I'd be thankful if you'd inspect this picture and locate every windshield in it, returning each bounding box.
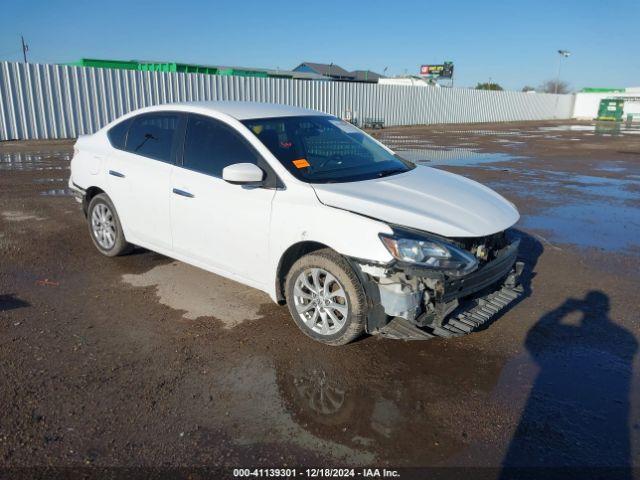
[241,115,414,183]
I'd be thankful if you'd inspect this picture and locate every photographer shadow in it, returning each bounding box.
[501,290,637,478]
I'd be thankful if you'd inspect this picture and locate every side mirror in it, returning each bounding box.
[222,163,264,185]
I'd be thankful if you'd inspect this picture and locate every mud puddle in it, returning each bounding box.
[254,343,509,464]
[522,201,639,252]
[40,188,73,197]
[202,356,374,463]
[429,129,524,136]
[1,210,45,222]
[33,178,67,183]
[538,123,640,136]
[384,144,519,166]
[564,175,639,200]
[490,169,640,252]
[0,150,72,171]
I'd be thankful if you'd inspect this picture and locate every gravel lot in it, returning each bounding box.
[1,120,639,475]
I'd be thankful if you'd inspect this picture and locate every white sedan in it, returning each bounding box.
[69,102,523,345]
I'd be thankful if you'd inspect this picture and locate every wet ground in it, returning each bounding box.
[1,120,639,476]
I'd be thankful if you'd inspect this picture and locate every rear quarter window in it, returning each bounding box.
[125,113,181,163]
[107,118,132,150]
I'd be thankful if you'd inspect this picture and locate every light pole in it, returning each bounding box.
[555,50,571,94]
[21,35,29,63]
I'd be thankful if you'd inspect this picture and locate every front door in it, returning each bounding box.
[170,114,276,286]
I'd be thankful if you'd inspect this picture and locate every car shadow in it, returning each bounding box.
[500,290,638,479]
[0,293,30,312]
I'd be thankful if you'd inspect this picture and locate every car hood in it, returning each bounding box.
[311,166,519,237]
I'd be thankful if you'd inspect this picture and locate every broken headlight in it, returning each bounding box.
[379,232,479,276]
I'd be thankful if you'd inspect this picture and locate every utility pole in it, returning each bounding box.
[21,35,29,63]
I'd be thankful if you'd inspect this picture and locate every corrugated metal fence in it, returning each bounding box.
[0,61,575,141]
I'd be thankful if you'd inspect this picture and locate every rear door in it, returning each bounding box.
[106,112,183,251]
[170,113,277,285]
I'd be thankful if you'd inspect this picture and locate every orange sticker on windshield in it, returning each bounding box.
[292,158,310,169]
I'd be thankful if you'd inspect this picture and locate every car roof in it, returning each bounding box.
[151,101,331,120]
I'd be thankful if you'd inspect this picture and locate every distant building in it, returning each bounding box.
[351,70,384,82]
[293,62,383,83]
[293,62,354,80]
[573,86,640,119]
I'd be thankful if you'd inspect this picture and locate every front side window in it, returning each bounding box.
[241,115,414,183]
[125,113,180,163]
[182,114,260,178]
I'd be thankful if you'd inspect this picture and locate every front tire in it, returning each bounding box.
[87,193,132,257]
[285,248,367,346]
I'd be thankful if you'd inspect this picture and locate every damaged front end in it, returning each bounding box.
[351,228,524,340]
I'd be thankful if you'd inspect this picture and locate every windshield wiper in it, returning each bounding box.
[376,168,406,178]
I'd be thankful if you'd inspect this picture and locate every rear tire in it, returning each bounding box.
[87,193,132,257]
[285,248,367,346]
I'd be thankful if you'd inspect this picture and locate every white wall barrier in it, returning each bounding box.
[0,62,575,141]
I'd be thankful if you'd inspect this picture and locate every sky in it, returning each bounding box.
[0,0,638,91]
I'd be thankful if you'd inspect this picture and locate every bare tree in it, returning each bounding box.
[539,79,571,94]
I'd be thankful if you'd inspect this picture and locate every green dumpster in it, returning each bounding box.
[597,98,625,121]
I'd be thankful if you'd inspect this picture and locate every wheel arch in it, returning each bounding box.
[275,240,332,304]
[82,186,106,216]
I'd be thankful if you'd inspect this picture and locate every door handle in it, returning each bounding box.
[109,170,125,178]
[172,188,195,198]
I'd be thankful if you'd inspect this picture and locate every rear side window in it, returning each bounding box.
[107,118,131,149]
[182,114,260,178]
[125,113,180,163]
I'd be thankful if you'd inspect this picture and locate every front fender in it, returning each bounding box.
[268,185,394,301]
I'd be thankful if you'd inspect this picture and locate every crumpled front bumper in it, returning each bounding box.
[352,238,525,340]
[377,270,524,340]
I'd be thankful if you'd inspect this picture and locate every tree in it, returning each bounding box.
[522,85,535,92]
[538,79,571,94]
[476,82,503,91]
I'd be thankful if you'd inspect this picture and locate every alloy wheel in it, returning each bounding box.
[293,268,349,336]
[91,203,116,250]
